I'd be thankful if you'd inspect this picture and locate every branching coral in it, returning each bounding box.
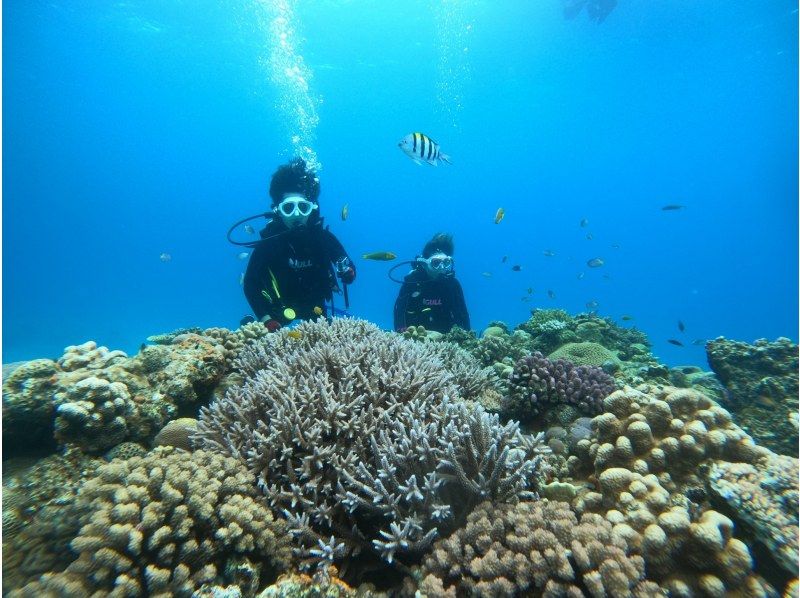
[8,448,291,597]
[195,318,547,575]
[418,499,664,596]
[504,351,617,422]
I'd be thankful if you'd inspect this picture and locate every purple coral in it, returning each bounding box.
[506,351,617,420]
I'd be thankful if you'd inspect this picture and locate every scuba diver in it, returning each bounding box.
[235,158,355,330]
[392,233,470,334]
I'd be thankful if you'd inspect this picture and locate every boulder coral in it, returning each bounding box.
[418,499,664,596]
[195,319,548,576]
[548,341,620,368]
[569,385,778,595]
[8,447,291,597]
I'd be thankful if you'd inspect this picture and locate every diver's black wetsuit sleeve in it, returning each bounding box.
[449,278,470,330]
[243,243,276,321]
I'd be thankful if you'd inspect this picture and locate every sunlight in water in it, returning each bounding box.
[255,0,321,170]
[435,0,474,131]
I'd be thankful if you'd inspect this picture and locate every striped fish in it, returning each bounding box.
[398,132,452,166]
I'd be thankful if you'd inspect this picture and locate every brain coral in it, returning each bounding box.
[418,499,664,596]
[548,342,620,368]
[195,318,547,576]
[8,447,291,597]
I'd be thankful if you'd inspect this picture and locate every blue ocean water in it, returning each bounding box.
[3,0,797,367]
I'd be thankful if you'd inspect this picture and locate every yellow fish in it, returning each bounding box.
[313,306,323,316]
[494,207,505,224]
[341,203,349,221]
[287,330,302,340]
[362,252,396,261]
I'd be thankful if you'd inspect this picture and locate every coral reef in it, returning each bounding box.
[505,351,617,423]
[548,341,620,368]
[418,499,664,596]
[8,448,291,597]
[2,448,102,592]
[256,572,356,598]
[709,451,798,576]
[3,333,229,455]
[569,385,778,595]
[706,336,799,455]
[195,319,547,575]
[155,417,200,451]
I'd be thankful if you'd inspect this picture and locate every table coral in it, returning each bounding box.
[709,452,799,576]
[418,499,664,596]
[195,319,548,576]
[8,447,291,597]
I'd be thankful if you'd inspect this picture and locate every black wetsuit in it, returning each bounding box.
[393,269,470,333]
[243,220,354,324]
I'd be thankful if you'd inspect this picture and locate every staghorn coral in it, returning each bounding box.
[418,499,664,596]
[706,336,799,455]
[8,447,291,597]
[504,351,617,423]
[195,318,547,576]
[709,452,799,576]
[569,385,777,595]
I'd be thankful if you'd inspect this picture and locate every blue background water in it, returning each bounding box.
[4,0,798,367]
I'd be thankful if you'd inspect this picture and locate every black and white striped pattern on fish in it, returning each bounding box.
[398,132,452,166]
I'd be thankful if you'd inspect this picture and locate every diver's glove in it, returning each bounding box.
[335,257,355,284]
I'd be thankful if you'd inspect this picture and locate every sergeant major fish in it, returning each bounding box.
[398,132,452,166]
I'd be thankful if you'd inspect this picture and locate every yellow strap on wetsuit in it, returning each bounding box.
[260,269,282,305]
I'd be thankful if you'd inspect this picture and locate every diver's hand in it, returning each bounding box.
[264,319,282,332]
[338,266,355,284]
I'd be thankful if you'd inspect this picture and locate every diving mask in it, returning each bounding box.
[276,194,318,227]
[421,253,454,276]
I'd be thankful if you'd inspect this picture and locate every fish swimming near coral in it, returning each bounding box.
[667,339,684,347]
[543,250,556,257]
[481,272,492,278]
[577,272,585,280]
[547,290,556,299]
[159,252,171,262]
[692,339,705,345]
[244,224,255,235]
[494,208,505,224]
[239,272,244,286]
[237,252,250,260]
[511,265,522,271]
[287,330,303,340]
[621,315,634,321]
[661,204,686,211]
[678,320,685,332]
[313,306,323,316]
[398,132,452,166]
[502,255,508,263]
[580,218,589,227]
[585,300,599,309]
[586,233,593,240]
[341,204,349,221]
[587,258,604,268]
[362,251,397,261]
[527,287,533,294]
